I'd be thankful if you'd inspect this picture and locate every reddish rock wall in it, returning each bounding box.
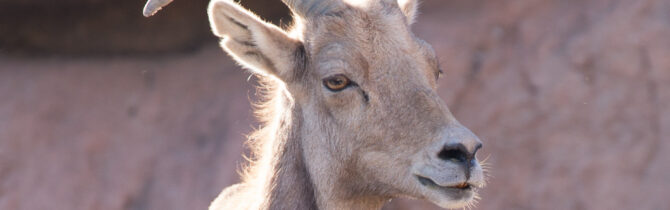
[1,0,669,209]
[392,0,670,209]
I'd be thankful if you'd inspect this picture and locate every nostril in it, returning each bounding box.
[437,145,468,163]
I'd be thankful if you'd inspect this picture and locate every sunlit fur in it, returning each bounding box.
[206,0,487,209]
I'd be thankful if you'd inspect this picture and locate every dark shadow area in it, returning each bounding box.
[0,0,291,55]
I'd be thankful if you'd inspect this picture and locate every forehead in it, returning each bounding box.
[303,3,438,80]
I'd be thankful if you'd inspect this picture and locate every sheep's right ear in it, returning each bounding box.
[208,0,305,81]
[398,0,419,25]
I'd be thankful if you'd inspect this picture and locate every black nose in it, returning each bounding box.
[437,143,482,179]
[437,143,481,162]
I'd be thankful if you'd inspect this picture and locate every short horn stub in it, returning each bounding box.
[143,0,174,17]
[282,0,342,17]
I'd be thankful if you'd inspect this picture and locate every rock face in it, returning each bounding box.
[1,0,669,210]
[390,0,670,209]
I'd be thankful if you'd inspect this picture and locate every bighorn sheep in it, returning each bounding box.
[143,0,486,209]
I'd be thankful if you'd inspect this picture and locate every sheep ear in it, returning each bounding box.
[398,0,419,24]
[208,0,304,81]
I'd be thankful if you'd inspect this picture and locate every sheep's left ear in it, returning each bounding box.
[208,0,304,82]
[398,0,419,24]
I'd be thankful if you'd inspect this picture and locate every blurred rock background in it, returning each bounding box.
[1,0,668,209]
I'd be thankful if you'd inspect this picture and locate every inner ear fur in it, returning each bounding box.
[208,0,304,81]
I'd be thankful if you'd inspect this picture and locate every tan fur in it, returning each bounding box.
[204,0,487,209]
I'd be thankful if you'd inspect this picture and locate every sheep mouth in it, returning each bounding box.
[416,175,473,191]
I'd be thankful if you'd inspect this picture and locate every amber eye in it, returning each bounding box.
[323,74,351,91]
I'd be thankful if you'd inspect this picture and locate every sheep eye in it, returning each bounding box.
[323,74,351,91]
